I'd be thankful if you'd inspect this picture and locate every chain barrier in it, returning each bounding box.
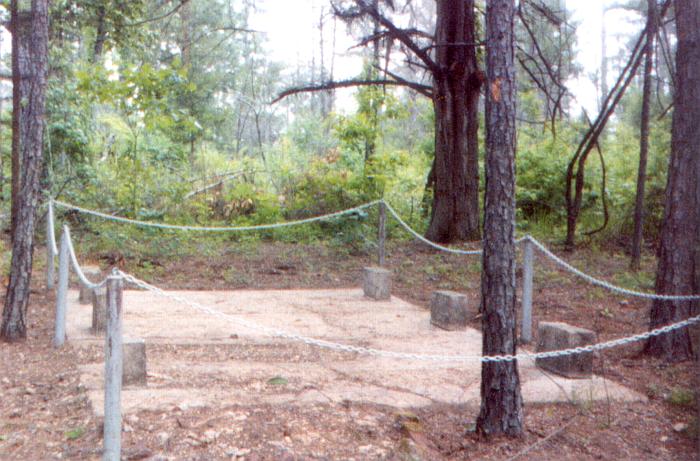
[53,199,381,232]
[526,236,700,301]
[63,226,105,290]
[51,199,700,300]
[119,271,700,363]
[381,201,484,255]
[47,200,59,256]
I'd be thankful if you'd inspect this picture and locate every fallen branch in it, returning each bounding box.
[184,171,257,199]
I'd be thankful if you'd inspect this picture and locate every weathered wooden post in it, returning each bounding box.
[46,200,56,290]
[520,237,534,344]
[53,228,70,348]
[378,201,386,266]
[103,273,123,461]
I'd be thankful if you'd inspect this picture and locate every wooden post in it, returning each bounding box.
[520,237,534,344]
[46,201,55,290]
[378,201,386,266]
[103,274,123,461]
[53,228,69,348]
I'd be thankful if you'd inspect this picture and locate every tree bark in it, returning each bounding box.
[283,1,481,243]
[644,0,700,361]
[631,0,657,271]
[92,3,107,62]
[10,4,32,241]
[179,0,196,167]
[1,0,49,341]
[425,0,481,243]
[476,0,523,437]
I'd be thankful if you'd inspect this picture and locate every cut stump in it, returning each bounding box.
[91,285,107,334]
[123,338,147,387]
[363,267,392,300]
[78,266,102,305]
[430,291,470,331]
[536,322,596,378]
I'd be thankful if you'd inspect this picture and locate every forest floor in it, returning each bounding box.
[0,237,698,460]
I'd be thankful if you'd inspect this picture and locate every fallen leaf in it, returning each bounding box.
[267,376,288,386]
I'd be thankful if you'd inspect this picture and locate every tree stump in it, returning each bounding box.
[430,290,470,331]
[79,266,102,305]
[91,285,107,334]
[536,322,596,378]
[362,267,392,300]
[123,338,147,387]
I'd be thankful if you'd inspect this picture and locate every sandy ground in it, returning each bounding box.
[64,287,645,417]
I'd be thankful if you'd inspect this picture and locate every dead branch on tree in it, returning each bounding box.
[271,79,432,104]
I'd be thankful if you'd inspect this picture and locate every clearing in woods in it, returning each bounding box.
[0,240,697,460]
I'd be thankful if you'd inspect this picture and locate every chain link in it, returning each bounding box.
[51,200,700,300]
[527,236,700,301]
[119,271,700,363]
[63,226,105,290]
[53,199,381,232]
[382,201,485,255]
[47,200,59,256]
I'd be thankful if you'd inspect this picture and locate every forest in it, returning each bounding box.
[0,0,698,460]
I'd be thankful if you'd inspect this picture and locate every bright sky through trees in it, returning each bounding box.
[251,0,643,114]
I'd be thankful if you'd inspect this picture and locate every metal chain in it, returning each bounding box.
[53,199,382,232]
[119,271,700,363]
[382,201,485,255]
[527,236,700,301]
[47,200,59,256]
[51,200,700,300]
[63,226,105,290]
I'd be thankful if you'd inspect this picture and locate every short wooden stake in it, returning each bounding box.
[103,275,123,461]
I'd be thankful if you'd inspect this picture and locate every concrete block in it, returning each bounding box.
[123,338,147,387]
[362,267,392,300]
[430,291,470,331]
[91,285,107,334]
[536,322,596,378]
[78,266,102,304]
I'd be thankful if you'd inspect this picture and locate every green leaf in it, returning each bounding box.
[267,376,288,386]
[65,427,85,440]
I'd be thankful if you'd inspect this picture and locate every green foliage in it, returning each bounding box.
[516,118,581,223]
[667,387,695,408]
[267,376,288,386]
[13,0,675,263]
[65,427,85,441]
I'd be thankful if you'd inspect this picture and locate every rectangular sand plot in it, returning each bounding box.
[65,288,644,415]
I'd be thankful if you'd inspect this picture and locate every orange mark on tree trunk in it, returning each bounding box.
[491,79,501,102]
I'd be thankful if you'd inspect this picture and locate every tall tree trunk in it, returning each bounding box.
[92,3,107,62]
[10,5,32,241]
[476,0,523,437]
[180,0,196,167]
[1,0,49,341]
[425,0,481,243]
[563,2,671,248]
[600,7,608,111]
[631,0,657,271]
[364,0,380,166]
[644,0,700,361]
